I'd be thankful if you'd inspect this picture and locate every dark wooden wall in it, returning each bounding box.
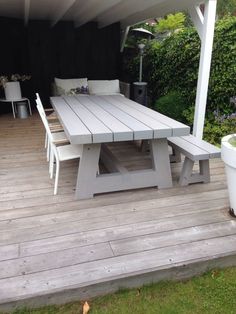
[0,17,121,112]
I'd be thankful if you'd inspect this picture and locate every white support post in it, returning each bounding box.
[120,26,130,52]
[188,5,204,40]
[192,0,217,139]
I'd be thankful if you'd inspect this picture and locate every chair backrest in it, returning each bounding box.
[35,93,47,117]
[36,93,54,143]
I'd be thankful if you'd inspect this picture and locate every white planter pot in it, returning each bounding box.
[221,134,236,216]
[4,81,22,100]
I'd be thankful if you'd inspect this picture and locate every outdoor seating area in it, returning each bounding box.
[0,112,235,311]
[0,0,235,312]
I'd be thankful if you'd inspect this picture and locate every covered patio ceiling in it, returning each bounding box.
[0,0,217,139]
[0,0,202,28]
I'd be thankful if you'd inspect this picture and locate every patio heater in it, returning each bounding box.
[131,28,154,107]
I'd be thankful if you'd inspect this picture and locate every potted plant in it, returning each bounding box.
[0,74,31,100]
[221,134,236,217]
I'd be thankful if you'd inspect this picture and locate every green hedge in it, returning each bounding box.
[123,16,236,114]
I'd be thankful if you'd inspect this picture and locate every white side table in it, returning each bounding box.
[0,98,32,118]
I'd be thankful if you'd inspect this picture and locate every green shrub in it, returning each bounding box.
[123,16,236,114]
[154,91,189,123]
[203,116,236,146]
[183,106,236,145]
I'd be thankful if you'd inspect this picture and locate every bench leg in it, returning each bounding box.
[179,158,210,186]
[179,158,194,186]
[169,147,181,163]
[199,160,210,183]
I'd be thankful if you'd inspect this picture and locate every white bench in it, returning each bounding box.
[168,135,221,186]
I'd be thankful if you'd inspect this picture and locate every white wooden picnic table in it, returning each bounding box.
[51,94,190,199]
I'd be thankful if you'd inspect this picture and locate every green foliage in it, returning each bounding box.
[217,0,236,17]
[154,91,189,123]
[123,16,236,125]
[156,12,186,33]
[203,116,236,146]
[182,106,236,146]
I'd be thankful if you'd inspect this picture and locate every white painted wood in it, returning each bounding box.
[168,135,220,185]
[120,26,130,52]
[64,96,113,144]
[188,4,204,40]
[24,0,30,26]
[50,96,92,144]
[104,95,172,138]
[121,0,196,28]
[168,137,210,161]
[179,158,195,186]
[193,0,217,139]
[98,0,165,28]
[74,0,122,27]
[75,143,101,199]
[0,0,203,29]
[182,135,221,158]
[117,95,190,136]
[90,95,153,140]
[75,95,133,142]
[150,138,172,188]
[51,0,76,27]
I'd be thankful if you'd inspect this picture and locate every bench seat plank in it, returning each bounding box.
[182,135,221,158]
[168,137,210,161]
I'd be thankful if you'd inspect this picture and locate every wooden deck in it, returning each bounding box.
[0,113,236,312]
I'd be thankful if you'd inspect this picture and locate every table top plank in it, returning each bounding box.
[103,95,172,138]
[50,97,92,144]
[90,95,153,140]
[63,96,113,144]
[51,95,190,145]
[75,96,133,142]
[115,95,190,136]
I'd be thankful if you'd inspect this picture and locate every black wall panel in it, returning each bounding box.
[0,17,121,112]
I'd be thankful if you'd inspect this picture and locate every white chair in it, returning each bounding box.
[36,93,68,161]
[38,107,82,195]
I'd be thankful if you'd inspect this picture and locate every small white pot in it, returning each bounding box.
[4,81,22,100]
[221,134,236,216]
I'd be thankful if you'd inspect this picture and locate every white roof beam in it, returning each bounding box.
[120,0,198,29]
[24,0,30,26]
[120,26,130,52]
[188,4,204,40]
[74,0,121,28]
[98,0,164,29]
[51,0,77,27]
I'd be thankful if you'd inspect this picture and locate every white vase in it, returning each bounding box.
[4,81,22,100]
[221,134,236,216]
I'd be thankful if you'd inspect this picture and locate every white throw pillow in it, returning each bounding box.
[88,79,120,95]
[54,77,88,95]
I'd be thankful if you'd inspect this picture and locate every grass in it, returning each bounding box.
[4,267,236,314]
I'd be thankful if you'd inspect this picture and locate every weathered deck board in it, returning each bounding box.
[0,113,235,312]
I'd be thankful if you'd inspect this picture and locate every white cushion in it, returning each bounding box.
[54,77,88,95]
[88,79,120,95]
